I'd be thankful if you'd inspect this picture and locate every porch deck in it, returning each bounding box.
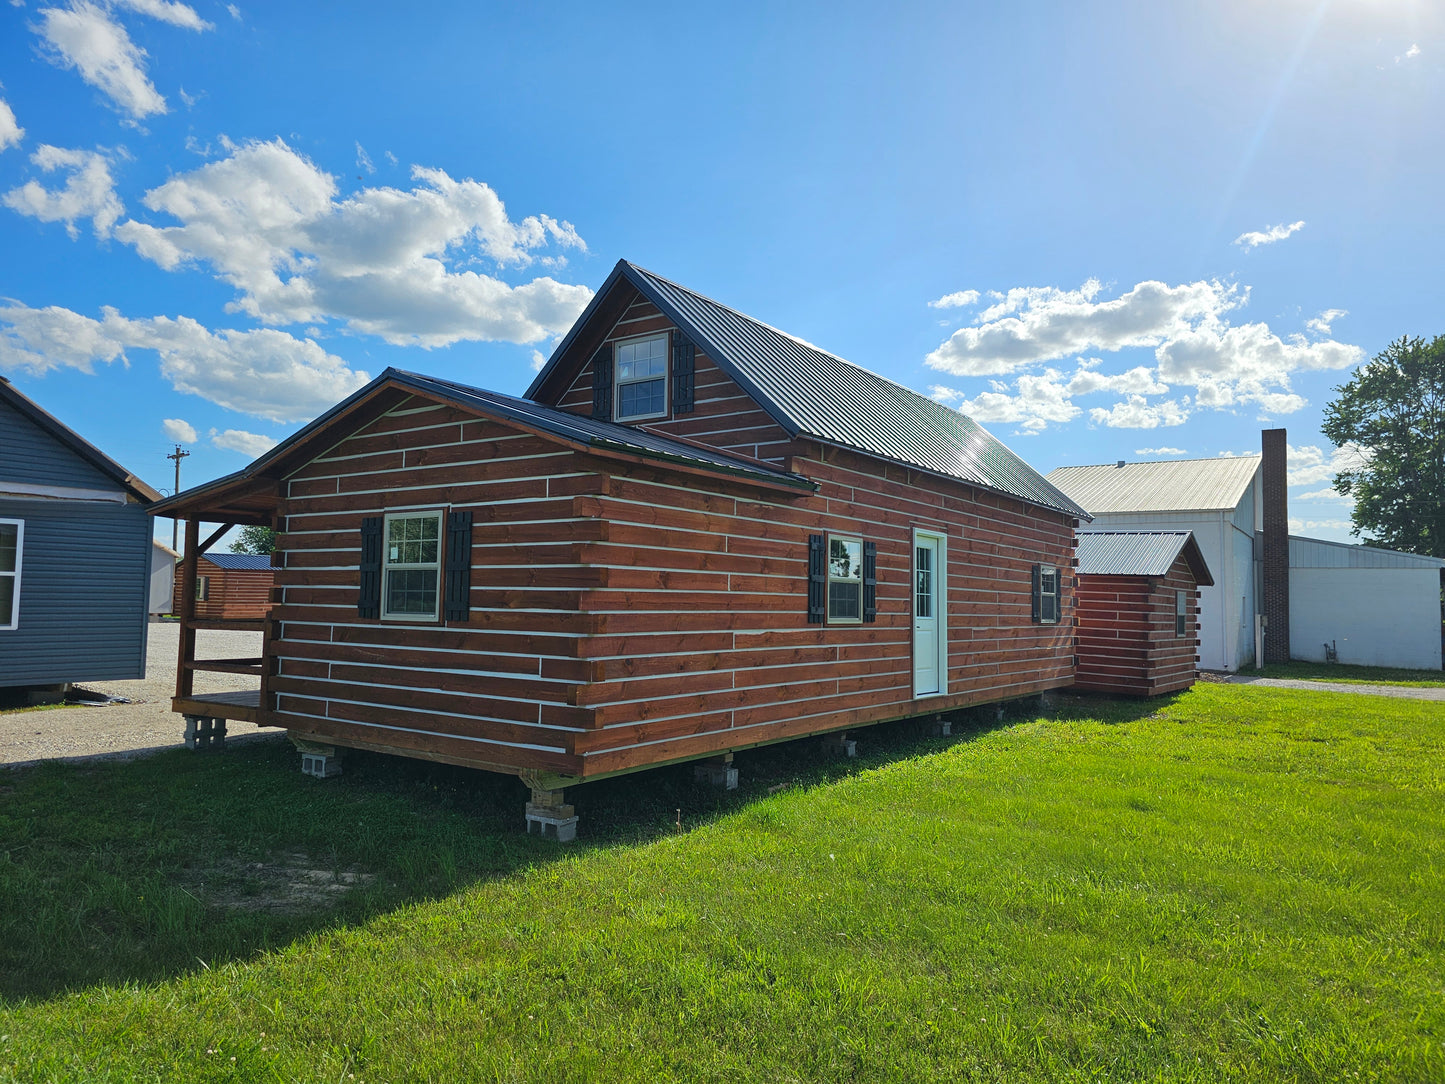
[172,689,269,725]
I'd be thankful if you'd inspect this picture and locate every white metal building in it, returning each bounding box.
[1049,447,1445,673]
[1287,536,1445,669]
[1047,457,1261,671]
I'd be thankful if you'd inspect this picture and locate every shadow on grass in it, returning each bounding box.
[0,693,1165,1002]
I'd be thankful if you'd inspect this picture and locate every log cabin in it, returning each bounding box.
[171,551,275,621]
[1072,531,1213,697]
[151,261,1089,838]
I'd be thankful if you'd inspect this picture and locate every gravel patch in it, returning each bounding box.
[1224,675,1445,701]
[0,622,281,767]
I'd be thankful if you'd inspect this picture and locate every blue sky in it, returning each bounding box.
[1,0,1440,545]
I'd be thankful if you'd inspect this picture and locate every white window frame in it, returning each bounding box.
[613,332,670,422]
[381,509,444,622]
[195,574,210,603]
[826,533,864,625]
[1175,589,1188,637]
[1038,564,1060,625]
[0,519,22,632]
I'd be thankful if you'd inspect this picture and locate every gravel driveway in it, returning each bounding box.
[0,622,278,767]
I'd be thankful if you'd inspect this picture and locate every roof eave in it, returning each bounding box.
[812,437,1089,520]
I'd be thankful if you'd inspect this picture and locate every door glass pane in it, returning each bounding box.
[915,546,932,618]
[0,578,12,621]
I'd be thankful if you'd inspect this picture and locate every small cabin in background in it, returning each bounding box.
[173,551,275,621]
[0,376,158,691]
[152,260,1088,839]
[1072,531,1213,697]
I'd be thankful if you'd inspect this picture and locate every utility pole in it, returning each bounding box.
[166,444,189,551]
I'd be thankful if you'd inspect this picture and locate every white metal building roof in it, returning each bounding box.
[1046,456,1260,514]
[1289,535,1445,569]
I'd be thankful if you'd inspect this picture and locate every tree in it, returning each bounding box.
[1321,334,1445,557]
[228,525,276,555]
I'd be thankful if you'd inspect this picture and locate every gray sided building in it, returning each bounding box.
[0,376,160,688]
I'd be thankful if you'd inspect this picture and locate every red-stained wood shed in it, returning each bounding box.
[152,261,1090,838]
[1073,531,1214,697]
[171,552,275,621]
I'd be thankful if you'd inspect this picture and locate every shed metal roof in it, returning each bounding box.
[1046,456,1259,515]
[527,261,1087,520]
[201,552,273,571]
[1075,530,1215,585]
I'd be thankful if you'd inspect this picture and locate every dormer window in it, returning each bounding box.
[614,334,669,421]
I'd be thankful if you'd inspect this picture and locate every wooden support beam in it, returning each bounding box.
[176,518,199,699]
[199,522,234,555]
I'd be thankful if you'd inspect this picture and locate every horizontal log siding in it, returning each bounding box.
[1074,553,1200,697]
[570,440,1077,776]
[262,394,1076,781]
[555,298,793,464]
[174,566,273,621]
[267,398,597,774]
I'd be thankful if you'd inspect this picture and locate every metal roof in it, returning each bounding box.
[201,552,273,571]
[1046,456,1259,514]
[527,261,1087,520]
[395,371,815,491]
[1075,530,1215,585]
[0,376,161,503]
[1288,534,1445,570]
[150,368,815,523]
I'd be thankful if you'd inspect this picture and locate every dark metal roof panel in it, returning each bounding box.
[395,371,814,490]
[618,263,1087,519]
[1075,530,1214,585]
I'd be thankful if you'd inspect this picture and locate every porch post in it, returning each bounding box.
[176,518,199,699]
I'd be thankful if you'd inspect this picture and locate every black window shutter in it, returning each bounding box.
[671,331,695,414]
[444,509,473,621]
[1030,563,1042,623]
[862,541,878,623]
[358,516,383,619]
[807,534,826,624]
[590,344,613,421]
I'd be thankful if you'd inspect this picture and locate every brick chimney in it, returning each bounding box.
[1260,428,1290,663]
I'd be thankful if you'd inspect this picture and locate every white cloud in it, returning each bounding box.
[3,144,124,237]
[111,0,210,30]
[1135,446,1186,456]
[113,138,593,347]
[928,290,979,310]
[1233,221,1305,249]
[1289,517,1353,532]
[1306,308,1346,335]
[530,349,547,372]
[1088,396,1190,429]
[1286,442,1371,486]
[162,417,197,442]
[0,99,23,152]
[211,428,277,457]
[926,278,1238,377]
[35,1,167,119]
[0,302,370,422]
[226,4,240,19]
[355,142,375,175]
[1294,487,1350,502]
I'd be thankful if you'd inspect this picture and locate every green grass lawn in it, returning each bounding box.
[1241,659,1445,687]
[0,684,1441,1082]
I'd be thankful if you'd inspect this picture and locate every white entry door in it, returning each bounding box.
[914,532,944,696]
